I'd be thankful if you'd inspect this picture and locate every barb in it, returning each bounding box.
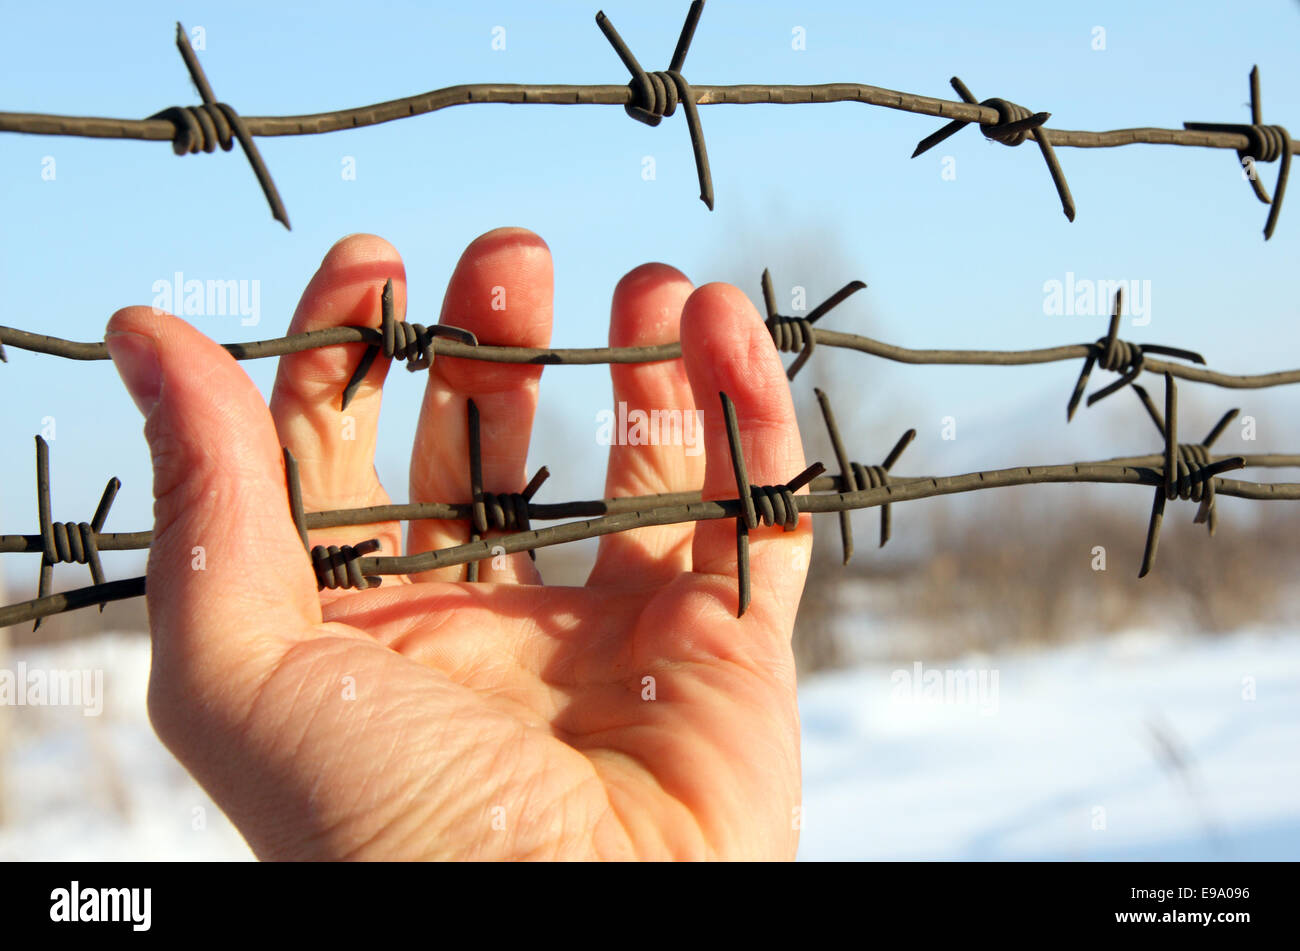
[1130,384,1240,537]
[1064,288,1206,420]
[913,76,1074,221]
[2,10,1295,231]
[1136,373,1247,577]
[1185,66,1292,239]
[31,436,119,631]
[597,0,712,208]
[762,268,867,380]
[7,452,1298,629]
[340,278,478,411]
[813,387,915,564]
[146,22,289,228]
[4,270,1297,403]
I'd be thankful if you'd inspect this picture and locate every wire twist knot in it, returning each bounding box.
[597,2,713,208]
[153,102,242,155]
[760,268,867,380]
[47,521,100,565]
[744,484,801,531]
[767,314,816,364]
[979,98,1037,147]
[1065,289,1205,421]
[146,23,289,228]
[1185,67,1292,239]
[340,279,478,409]
[31,435,119,629]
[311,540,381,590]
[1171,443,1215,505]
[474,490,537,533]
[1095,335,1143,375]
[1243,124,1289,164]
[913,76,1074,220]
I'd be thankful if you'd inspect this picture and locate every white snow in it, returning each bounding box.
[1,627,1296,860]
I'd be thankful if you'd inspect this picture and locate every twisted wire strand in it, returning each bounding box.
[1184,67,1293,239]
[312,540,382,590]
[761,268,867,380]
[912,76,1075,221]
[597,1,712,207]
[1064,288,1207,420]
[339,279,478,410]
[148,22,289,229]
[31,436,119,630]
[11,458,1298,630]
[1,7,1295,231]
[12,270,1281,397]
[813,387,916,563]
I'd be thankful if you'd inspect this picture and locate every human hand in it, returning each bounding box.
[104,228,812,860]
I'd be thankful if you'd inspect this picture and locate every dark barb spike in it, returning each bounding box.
[785,462,825,494]
[1137,343,1206,365]
[719,391,755,617]
[1164,372,1178,500]
[283,446,309,550]
[598,3,713,208]
[1185,65,1292,239]
[1139,486,1167,578]
[1131,383,1167,437]
[467,398,487,581]
[35,436,54,631]
[950,77,977,104]
[911,117,967,159]
[87,476,120,612]
[170,21,289,228]
[1085,361,1144,407]
[31,436,118,624]
[1107,287,1124,342]
[882,429,917,472]
[341,279,479,409]
[804,279,868,325]
[520,466,551,561]
[669,0,705,73]
[1065,352,1097,422]
[915,75,1073,219]
[90,478,121,534]
[1203,408,1240,448]
[813,387,857,565]
[342,278,394,410]
[522,466,551,500]
[720,391,757,530]
[763,270,866,380]
[760,268,778,320]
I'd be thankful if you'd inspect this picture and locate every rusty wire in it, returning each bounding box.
[3,368,1298,629]
[0,3,1293,236]
[5,278,1300,412]
[5,262,1300,628]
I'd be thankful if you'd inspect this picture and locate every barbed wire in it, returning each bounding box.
[3,367,1298,630]
[4,276,1300,418]
[0,3,1292,235]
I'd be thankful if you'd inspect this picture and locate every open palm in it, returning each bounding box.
[105,229,811,860]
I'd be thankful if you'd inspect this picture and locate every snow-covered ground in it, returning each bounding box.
[1,627,1297,860]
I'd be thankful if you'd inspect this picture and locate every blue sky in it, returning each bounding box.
[2,0,1298,594]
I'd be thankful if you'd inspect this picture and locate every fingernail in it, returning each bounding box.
[106,330,163,417]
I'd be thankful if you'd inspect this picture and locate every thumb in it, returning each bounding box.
[105,306,322,689]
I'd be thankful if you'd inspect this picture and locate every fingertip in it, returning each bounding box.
[610,263,693,348]
[681,282,788,410]
[466,226,551,259]
[322,232,399,265]
[107,304,167,337]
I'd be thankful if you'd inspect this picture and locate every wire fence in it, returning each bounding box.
[3,269,1300,629]
[0,3,1292,236]
[3,2,1298,631]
